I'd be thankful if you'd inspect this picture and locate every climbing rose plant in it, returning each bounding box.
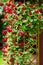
[1,0,43,65]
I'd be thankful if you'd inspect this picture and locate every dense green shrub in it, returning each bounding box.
[1,0,43,65]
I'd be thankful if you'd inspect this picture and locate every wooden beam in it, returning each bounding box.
[40,30,43,65]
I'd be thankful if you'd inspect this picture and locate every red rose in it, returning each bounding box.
[38,16,42,20]
[28,12,32,15]
[4,44,8,48]
[3,6,7,11]
[14,10,16,14]
[20,41,25,47]
[9,58,13,62]
[22,7,26,10]
[3,53,7,56]
[18,31,25,36]
[2,48,6,53]
[28,23,32,27]
[2,30,7,35]
[18,51,23,55]
[3,14,7,19]
[11,4,15,8]
[16,17,18,20]
[6,7,12,14]
[30,35,35,39]
[29,4,33,8]
[6,26,12,32]
[34,9,39,13]
[16,62,19,65]
[2,37,8,42]
[14,43,18,46]
[18,2,22,6]
[6,3,11,6]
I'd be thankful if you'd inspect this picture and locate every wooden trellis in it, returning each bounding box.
[11,0,40,65]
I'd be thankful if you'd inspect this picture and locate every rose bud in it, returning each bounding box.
[3,14,7,19]
[30,35,35,39]
[34,9,39,13]
[9,10,12,14]
[28,12,32,15]
[3,53,7,56]
[6,7,12,14]
[4,44,8,48]
[38,16,42,20]
[16,17,18,20]
[6,26,12,32]
[3,6,7,11]
[2,37,8,42]
[6,3,11,6]
[14,43,18,46]
[2,48,6,53]
[18,31,25,36]
[20,41,25,47]
[28,23,32,27]
[18,2,22,6]
[9,58,13,62]
[22,7,26,10]
[18,51,23,55]
[2,30,7,35]
[29,4,33,8]
[14,10,16,14]
[11,4,15,8]
[16,62,19,65]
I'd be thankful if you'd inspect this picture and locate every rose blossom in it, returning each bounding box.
[2,30,7,35]
[6,26,12,32]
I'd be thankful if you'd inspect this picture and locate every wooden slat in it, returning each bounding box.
[40,30,43,65]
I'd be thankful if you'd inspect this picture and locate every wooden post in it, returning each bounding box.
[24,0,25,3]
[38,25,40,65]
[40,30,43,65]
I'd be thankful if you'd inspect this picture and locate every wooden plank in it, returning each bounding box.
[40,30,43,65]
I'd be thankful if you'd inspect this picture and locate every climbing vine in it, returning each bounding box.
[0,0,43,65]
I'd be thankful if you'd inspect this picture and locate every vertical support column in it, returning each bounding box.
[38,23,40,65]
[40,30,43,65]
[38,30,40,65]
[24,0,25,3]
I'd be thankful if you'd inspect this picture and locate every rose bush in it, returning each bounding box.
[0,4,8,50]
[1,0,43,65]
